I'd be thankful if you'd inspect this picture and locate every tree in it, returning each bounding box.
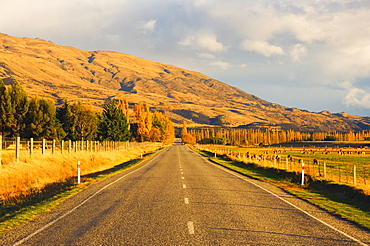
[133,103,152,141]
[57,100,97,140]
[0,79,13,136]
[150,111,175,143]
[7,81,29,136]
[23,96,64,139]
[181,120,196,145]
[98,99,131,141]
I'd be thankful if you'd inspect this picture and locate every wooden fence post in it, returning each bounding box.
[61,140,64,154]
[16,136,20,162]
[323,162,327,179]
[42,138,46,154]
[0,135,2,165]
[52,139,56,154]
[30,138,34,156]
[353,165,357,186]
[68,140,72,153]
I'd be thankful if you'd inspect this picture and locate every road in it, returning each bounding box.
[1,144,369,245]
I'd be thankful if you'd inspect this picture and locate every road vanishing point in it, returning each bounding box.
[1,143,369,245]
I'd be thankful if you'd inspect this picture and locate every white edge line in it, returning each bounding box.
[209,161,368,246]
[13,151,164,246]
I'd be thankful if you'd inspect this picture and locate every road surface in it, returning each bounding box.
[1,144,369,245]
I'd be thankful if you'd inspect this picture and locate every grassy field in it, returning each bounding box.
[198,142,370,193]
[195,147,370,231]
[0,145,163,233]
[0,144,162,205]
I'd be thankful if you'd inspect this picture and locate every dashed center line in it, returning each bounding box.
[184,198,189,204]
[182,177,185,179]
[187,221,195,234]
[182,184,186,189]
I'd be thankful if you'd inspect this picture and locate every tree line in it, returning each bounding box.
[0,80,174,143]
[187,127,370,146]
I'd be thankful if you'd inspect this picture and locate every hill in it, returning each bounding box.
[1,33,369,131]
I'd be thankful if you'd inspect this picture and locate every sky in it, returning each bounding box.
[1,0,370,116]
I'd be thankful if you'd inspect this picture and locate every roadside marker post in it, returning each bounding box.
[77,161,81,184]
[301,162,305,185]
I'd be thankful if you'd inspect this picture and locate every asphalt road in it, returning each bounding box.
[1,144,369,245]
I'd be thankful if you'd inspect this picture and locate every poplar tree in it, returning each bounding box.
[133,103,152,142]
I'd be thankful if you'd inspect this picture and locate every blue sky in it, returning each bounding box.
[1,0,370,116]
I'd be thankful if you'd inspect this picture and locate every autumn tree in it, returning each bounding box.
[150,111,175,143]
[133,103,152,141]
[181,120,196,145]
[98,99,131,141]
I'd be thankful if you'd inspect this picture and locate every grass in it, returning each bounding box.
[0,146,162,234]
[197,149,370,231]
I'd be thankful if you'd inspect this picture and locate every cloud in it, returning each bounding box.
[209,60,231,70]
[197,53,216,59]
[139,19,157,34]
[289,44,308,62]
[240,40,284,57]
[343,87,370,109]
[179,33,227,53]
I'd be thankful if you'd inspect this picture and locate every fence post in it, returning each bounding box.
[30,138,34,156]
[68,140,72,153]
[77,161,81,184]
[324,162,327,179]
[52,139,56,154]
[301,162,305,185]
[353,165,357,186]
[61,140,64,154]
[16,136,20,162]
[42,138,46,154]
[0,135,2,165]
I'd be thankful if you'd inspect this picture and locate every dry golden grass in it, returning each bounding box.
[0,144,161,204]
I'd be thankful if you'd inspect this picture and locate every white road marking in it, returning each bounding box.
[184,198,189,204]
[182,177,185,179]
[183,184,186,189]
[209,159,368,246]
[181,172,184,175]
[187,221,195,234]
[13,151,164,246]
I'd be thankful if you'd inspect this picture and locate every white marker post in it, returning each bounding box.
[77,161,81,184]
[301,162,305,185]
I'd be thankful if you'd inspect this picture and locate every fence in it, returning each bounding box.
[0,136,159,164]
[197,145,370,189]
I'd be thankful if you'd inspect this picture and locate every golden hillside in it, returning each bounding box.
[1,33,369,131]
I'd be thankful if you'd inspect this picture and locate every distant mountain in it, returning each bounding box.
[1,33,369,131]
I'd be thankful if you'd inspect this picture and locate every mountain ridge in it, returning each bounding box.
[1,33,369,131]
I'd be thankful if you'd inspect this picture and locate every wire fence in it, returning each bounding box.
[0,136,160,164]
[197,145,370,190]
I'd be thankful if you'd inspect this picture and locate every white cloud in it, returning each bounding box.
[139,19,157,34]
[180,33,227,53]
[240,40,284,57]
[197,53,216,59]
[343,87,370,109]
[210,60,231,70]
[289,44,308,62]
